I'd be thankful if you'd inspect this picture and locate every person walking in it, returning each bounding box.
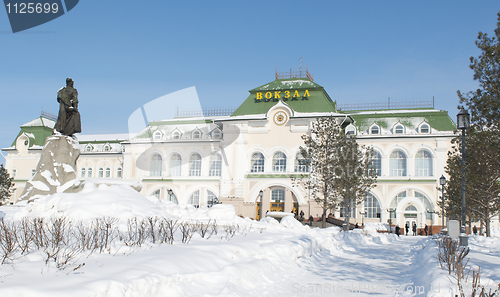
[412,222,417,236]
[424,224,428,236]
[405,222,409,236]
[473,225,478,235]
[395,225,400,237]
[309,215,314,226]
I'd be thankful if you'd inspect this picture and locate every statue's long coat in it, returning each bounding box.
[54,86,81,136]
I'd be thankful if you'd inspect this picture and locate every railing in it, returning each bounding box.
[275,67,314,81]
[41,110,57,121]
[175,107,236,118]
[337,99,434,111]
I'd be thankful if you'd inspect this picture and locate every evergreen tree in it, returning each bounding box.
[448,12,500,236]
[0,164,14,205]
[294,117,377,228]
[458,12,500,129]
[444,127,500,236]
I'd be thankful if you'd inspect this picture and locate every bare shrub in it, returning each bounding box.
[162,219,177,244]
[180,222,195,244]
[101,217,118,251]
[43,217,72,264]
[73,221,93,252]
[197,220,215,239]
[123,217,147,247]
[32,217,46,249]
[435,236,469,274]
[223,224,237,240]
[456,266,500,297]
[17,217,33,255]
[0,218,19,264]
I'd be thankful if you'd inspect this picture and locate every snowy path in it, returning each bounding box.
[271,234,430,296]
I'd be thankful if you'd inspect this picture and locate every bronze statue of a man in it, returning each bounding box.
[54,78,81,136]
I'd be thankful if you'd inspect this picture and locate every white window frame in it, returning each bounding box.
[251,152,265,173]
[272,152,287,172]
[389,150,407,176]
[189,153,202,176]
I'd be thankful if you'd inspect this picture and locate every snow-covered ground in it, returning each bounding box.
[0,182,499,297]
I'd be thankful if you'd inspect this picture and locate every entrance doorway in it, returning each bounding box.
[405,218,417,236]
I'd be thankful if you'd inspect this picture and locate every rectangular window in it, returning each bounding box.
[271,189,285,202]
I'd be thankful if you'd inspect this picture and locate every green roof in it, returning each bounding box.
[12,116,54,148]
[231,78,336,116]
[345,110,456,132]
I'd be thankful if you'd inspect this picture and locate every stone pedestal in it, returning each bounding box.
[19,135,81,202]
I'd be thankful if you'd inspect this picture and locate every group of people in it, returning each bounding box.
[395,222,430,237]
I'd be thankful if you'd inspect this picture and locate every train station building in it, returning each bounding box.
[3,71,462,230]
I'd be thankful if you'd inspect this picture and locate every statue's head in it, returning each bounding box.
[66,78,74,87]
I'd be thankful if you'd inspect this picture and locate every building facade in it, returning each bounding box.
[3,75,470,230]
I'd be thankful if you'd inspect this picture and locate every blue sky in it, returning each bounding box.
[1,1,500,164]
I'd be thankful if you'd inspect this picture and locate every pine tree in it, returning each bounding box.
[0,164,14,205]
[448,11,500,236]
[294,117,377,228]
[458,12,500,129]
[444,127,500,236]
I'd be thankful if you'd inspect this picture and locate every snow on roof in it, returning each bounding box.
[21,117,56,128]
[347,109,443,115]
[77,133,130,142]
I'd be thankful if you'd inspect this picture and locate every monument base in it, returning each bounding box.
[19,135,81,202]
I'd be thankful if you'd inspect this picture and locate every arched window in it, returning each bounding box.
[415,150,432,176]
[172,131,181,139]
[103,144,111,152]
[212,129,222,139]
[152,189,160,200]
[370,125,380,135]
[389,191,407,218]
[80,168,86,178]
[150,154,162,176]
[189,153,202,176]
[251,152,265,172]
[207,190,218,207]
[415,191,433,220]
[419,123,430,134]
[153,131,162,140]
[209,154,222,176]
[405,205,418,212]
[389,150,407,176]
[271,189,285,202]
[371,151,382,176]
[272,152,287,172]
[346,124,356,136]
[188,190,200,208]
[105,167,111,178]
[85,144,93,152]
[192,130,201,139]
[364,193,381,219]
[98,168,104,178]
[87,167,92,178]
[117,167,122,178]
[394,124,405,134]
[294,152,309,172]
[169,154,182,177]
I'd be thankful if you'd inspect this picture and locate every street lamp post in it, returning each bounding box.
[426,209,434,236]
[360,211,367,227]
[457,109,470,246]
[387,208,395,233]
[439,175,446,231]
[168,189,173,202]
[259,190,264,221]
